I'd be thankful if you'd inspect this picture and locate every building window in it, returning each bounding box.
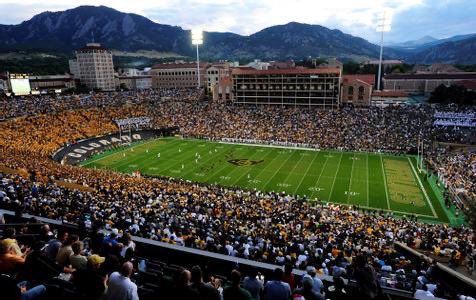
[358,86,365,100]
[348,86,354,95]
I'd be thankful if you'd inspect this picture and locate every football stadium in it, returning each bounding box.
[1,87,474,300]
[0,6,476,296]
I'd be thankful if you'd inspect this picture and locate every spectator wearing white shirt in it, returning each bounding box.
[105,262,139,300]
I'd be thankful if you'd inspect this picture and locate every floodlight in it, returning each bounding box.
[191,29,204,88]
[376,9,393,90]
[192,29,203,45]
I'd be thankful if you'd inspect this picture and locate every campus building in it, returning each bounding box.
[340,74,375,106]
[29,75,76,93]
[118,75,153,90]
[69,43,116,91]
[151,62,209,89]
[206,63,231,92]
[383,72,476,94]
[231,67,341,107]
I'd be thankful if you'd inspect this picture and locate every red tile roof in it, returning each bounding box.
[232,67,341,76]
[342,74,375,86]
[152,62,209,69]
[384,73,476,80]
[455,80,476,89]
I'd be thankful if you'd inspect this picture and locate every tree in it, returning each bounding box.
[464,200,476,230]
[429,84,476,105]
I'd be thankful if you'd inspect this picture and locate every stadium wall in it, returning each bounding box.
[52,128,179,165]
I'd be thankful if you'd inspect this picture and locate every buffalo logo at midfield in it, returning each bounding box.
[228,159,264,166]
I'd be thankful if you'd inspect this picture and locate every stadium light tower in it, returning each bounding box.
[191,29,204,88]
[376,10,393,91]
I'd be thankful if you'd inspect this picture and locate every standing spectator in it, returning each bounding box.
[173,268,199,299]
[352,255,380,299]
[303,266,324,295]
[293,276,324,300]
[120,232,136,258]
[325,276,349,300]
[223,269,252,300]
[105,261,139,300]
[282,264,295,290]
[264,268,291,300]
[191,265,221,300]
[243,268,263,300]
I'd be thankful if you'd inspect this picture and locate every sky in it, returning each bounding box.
[0,0,474,43]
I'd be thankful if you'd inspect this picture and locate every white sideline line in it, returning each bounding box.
[292,151,319,195]
[218,141,321,152]
[407,157,438,218]
[380,156,391,210]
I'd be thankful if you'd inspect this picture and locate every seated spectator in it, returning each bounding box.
[223,269,252,300]
[190,265,221,300]
[2,227,23,256]
[0,274,47,300]
[46,230,67,261]
[72,254,107,300]
[264,268,291,300]
[56,234,79,267]
[105,261,139,300]
[0,239,26,275]
[70,241,87,270]
[22,241,62,282]
[103,229,119,249]
[293,276,324,300]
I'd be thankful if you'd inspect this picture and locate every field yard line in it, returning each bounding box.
[230,150,278,187]
[279,150,306,189]
[346,153,356,204]
[261,151,297,190]
[366,154,370,207]
[313,155,330,190]
[81,139,159,166]
[242,153,283,190]
[328,152,344,201]
[380,156,391,210]
[407,157,438,218]
[292,151,320,195]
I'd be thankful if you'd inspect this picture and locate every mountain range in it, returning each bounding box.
[0,5,475,64]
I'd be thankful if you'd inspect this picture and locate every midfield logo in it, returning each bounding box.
[228,159,264,166]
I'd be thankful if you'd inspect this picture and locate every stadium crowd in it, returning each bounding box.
[0,170,474,299]
[0,89,474,299]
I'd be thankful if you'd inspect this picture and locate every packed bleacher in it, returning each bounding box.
[0,89,475,299]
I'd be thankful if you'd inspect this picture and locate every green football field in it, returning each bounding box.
[81,137,450,223]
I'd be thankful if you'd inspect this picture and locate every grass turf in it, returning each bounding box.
[81,137,450,223]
